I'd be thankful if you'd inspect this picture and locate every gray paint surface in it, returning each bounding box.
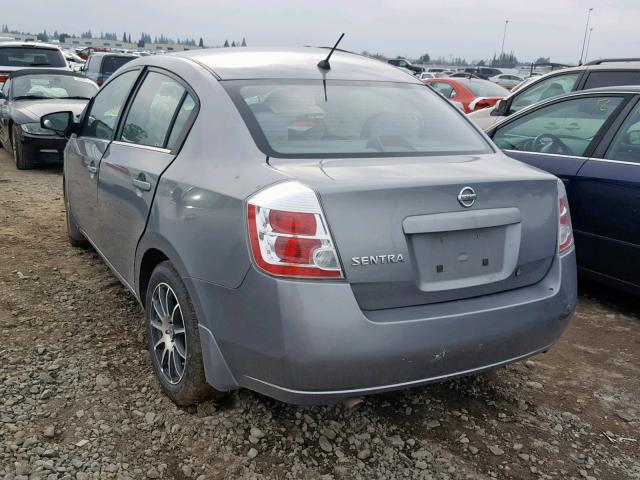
[62,47,577,404]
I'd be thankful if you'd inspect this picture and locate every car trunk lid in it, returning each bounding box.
[269,153,559,311]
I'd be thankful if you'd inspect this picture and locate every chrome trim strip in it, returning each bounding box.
[503,149,639,166]
[503,149,587,161]
[111,140,172,154]
[586,157,640,167]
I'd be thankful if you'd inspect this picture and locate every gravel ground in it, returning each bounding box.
[0,148,639,480]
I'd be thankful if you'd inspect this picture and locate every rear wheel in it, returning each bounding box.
[12,126,33,170]
[145,261,219,405]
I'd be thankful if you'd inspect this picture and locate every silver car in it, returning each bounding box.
[41,47,577,405]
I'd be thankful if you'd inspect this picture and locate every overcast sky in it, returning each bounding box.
[5,0,639,64]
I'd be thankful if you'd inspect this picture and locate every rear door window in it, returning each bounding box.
[583,71,640,89]
[0,47,66,68]
[493,96,624,156]
[166,94,196,150]
[120,71,186,148]
[605,103,640,163]
[510,73,580,113]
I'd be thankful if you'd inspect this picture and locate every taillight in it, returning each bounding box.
[247,181,343,279]
[0,73,8,85]
[558,182,574,254]
[96,77,103,87]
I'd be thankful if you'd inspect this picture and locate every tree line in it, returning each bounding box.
[1,24,247,49]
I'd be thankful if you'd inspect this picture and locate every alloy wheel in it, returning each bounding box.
[150,282,187,385]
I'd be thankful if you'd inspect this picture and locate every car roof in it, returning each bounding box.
[7,68,84,79]
[173,47,422,82]
[0,41,61,50]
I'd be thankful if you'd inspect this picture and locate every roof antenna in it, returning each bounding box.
[317,33,345,70]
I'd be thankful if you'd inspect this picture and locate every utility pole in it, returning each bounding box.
[584,27,594,63]
[579,7,593,65]
[500,20,509,60]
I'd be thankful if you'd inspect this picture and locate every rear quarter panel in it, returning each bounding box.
[137,58,288,290]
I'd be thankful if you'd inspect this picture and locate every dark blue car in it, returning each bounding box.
[488,86,640,294]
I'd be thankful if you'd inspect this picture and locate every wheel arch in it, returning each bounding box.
[135,232,239,392]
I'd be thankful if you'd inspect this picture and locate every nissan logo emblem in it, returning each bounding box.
[458,186,476,207]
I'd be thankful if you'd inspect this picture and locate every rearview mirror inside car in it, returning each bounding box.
[41,111,74,135]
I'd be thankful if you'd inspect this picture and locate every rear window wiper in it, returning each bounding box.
[30,63,51,66]
[58,96,91,100]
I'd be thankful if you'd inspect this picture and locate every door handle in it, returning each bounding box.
[87,163,98,174]
[544,122,559,130]
[132,175,152,191]
[566,122,580,131]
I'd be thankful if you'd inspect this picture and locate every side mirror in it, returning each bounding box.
[492,98,508,116]
[41,111,74,135]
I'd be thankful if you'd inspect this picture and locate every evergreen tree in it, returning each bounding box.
[231,41,236,47]
[223,39,229,47]
[199,37,204,48]
[241,37,246,47]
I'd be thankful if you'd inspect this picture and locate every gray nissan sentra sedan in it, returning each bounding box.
[40,47,577,405]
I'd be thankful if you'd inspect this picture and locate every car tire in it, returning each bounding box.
[64,179,90,248]
[145,261,220,405]
[12,126,33,170]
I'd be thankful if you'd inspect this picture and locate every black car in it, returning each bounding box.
[0,69,97,169]
[488,86,640,294]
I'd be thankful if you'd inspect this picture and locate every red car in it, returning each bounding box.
[423,78,509,113]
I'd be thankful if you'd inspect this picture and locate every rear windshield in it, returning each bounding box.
[101,56,134,75]
[224,80,492,158]
[463,80,510,97]
[0,47,66,68]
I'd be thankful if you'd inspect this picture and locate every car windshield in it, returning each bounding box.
[101,56,134,75]
[0,47,66,68]
[463,80,510,97]
[12,74,98,100]
[224,80,492,158]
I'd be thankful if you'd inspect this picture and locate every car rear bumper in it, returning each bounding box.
[189,250,577,405]
[19,133,66,163]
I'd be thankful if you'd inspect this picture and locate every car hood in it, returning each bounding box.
[13,99,89,122]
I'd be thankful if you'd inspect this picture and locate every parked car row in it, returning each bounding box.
[0,46,637,409]
[470,58,640,128]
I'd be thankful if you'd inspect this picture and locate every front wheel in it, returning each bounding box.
[145,261,219,405]
[12,127,34,170]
